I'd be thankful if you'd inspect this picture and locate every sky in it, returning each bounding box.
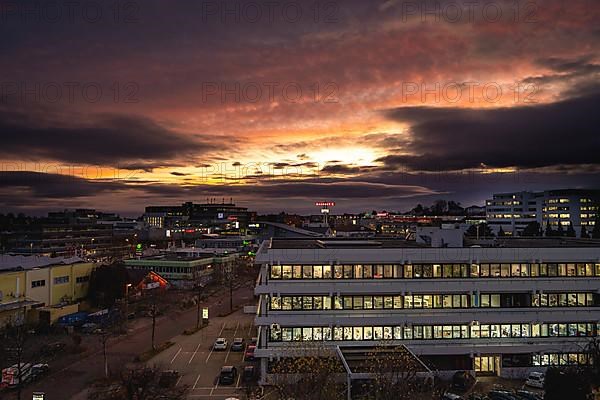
[0,0,599,216]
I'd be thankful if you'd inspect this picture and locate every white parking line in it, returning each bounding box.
[247,321,253,336]
[224,322,239,363]
[192,373,201,389]
[210,381,219,396]
[189,342,201,364]
[170,347,181,364]
[175,376,182,387]
[218,321,226,336]
[235,371,241,388]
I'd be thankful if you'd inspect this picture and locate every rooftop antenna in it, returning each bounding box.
[315,201,335,226]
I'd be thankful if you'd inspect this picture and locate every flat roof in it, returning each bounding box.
[257,238,600,264]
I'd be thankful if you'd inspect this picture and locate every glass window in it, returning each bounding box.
[374,265,384,278]
[383,326,392,339]
[293,265,302,279]
[413,265,422,278]
[374,327,383,340]
[443,264,453,278]
[314,327,323,341]
[511,263,521,277]
[423,295,432,308]
[303,328,313,341]
[314,297,323,310]
[303,297,312,310]
[334,327,343,341]
[282,297,292,310]
[423,264,433,278]
[363,264,373,278]
[302,265,312,279]
[363,296,373,309]
[271,265,282,279]
[404,295,413,309]
[491,264,500,277]
[323,297,332,310]
[480,264,490,277]
[566,264,576,276]
[354,265,363,279]
[404,264,413,278]
[293,328,302,341]
[334,296,343,310]
[384,296,394,309]
[353,297,363,310]
[470,264,479,277]
[323,327,332,340]
[374,296,383,309]
[364,326,373,340]
[271,296,281,310]
[490,324,500,338]
[353,327,363,341]
[343,297,352,309]
[313,265,323,279]
[384,265,393,278]
[282,265,292,279]
[530,263,539,277]
[334,265,343,279]
[323,265,332,279]
[282,328,292,341]
[343,265,353,279]
[433,264,442,278]
[394,296,403,309]
[501,264,510,277]
[394,326,402,339]
[293,297,302,310]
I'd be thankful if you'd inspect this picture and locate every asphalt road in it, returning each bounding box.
[10,281,256,400]
[150,310,258,400]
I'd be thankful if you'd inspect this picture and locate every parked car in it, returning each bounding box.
[244,345,256,361]
[442,393,465,400]
[219,366,237,385]
[452,371,476,391]
[250,337,257,345]
[213,338,228,351]
[242,365,256,382]
[525,372,545,389]
[41,342,66,356]
[31,363,49,380]
[81,323,99,334]
[515,390,542,400]
[231,338,245,351]
[158,370,179,388]
[1,363,32,388]
[488,390,519,400]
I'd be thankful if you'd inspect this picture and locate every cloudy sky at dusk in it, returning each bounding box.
[1,0,599,215]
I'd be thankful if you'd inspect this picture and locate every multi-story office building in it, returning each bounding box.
[486,189,600,236]
[144,201,254,234]
[254,237,600,383]
[2,209,134,260]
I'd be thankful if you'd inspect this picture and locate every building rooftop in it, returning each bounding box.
[267,237,600,250]
[0,255,85,272]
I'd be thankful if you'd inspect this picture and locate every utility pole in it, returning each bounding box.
[196,285,202,330]
[229,264,234,313]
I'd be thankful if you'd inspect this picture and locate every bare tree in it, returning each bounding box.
[87,365,188,400]
[269,344,345,400]
[0,308,34,400]
[361,344,428,400]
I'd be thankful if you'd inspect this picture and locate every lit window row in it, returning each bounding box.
[269,322,599,342]
[269,263,600,280]
[502,353,592,368]
[268,292,597,311]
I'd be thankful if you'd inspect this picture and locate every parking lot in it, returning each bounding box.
[149,309,258,399]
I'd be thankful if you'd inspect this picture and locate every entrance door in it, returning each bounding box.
[474,355,500,375]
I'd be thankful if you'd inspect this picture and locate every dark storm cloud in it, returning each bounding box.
[0,107,217,166]
[380,91,600,171]
[0,171,124,199]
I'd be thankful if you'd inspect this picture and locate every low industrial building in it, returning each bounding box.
[0,255,95,326]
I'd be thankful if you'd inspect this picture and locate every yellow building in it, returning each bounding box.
[0,256,95,327]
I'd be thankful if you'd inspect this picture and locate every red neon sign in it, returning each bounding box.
[315,202,335,207]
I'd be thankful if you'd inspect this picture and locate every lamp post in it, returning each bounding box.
[125,283,132,327]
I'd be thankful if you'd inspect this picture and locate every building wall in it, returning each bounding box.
[0,270,26,304]
[26,267,51,306]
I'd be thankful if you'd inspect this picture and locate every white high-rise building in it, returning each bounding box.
[486,189,599,236]
[253,237,600,384]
